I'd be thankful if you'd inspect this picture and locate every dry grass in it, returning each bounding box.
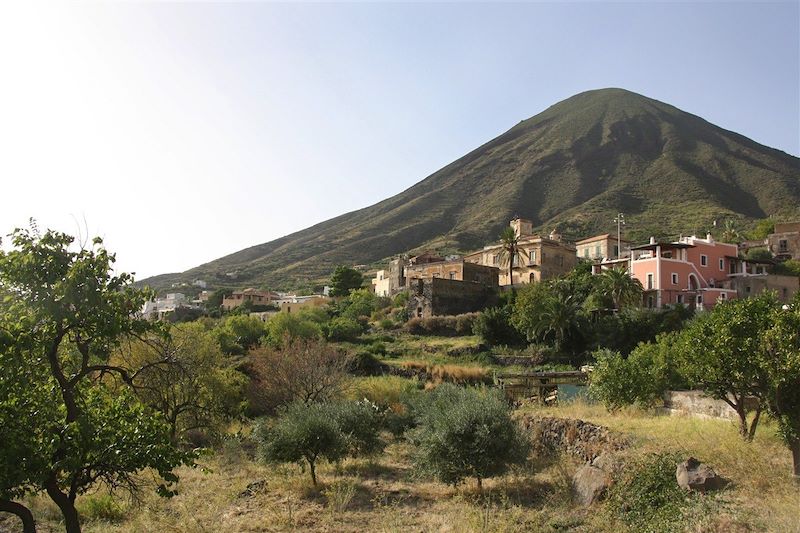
[6,400,798,533]
[399,360,489,385]
[528,399,800,532]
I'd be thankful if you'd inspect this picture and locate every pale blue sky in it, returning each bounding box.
[1,2,797,279]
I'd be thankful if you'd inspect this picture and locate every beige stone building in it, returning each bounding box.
[405,258,499,288]
[370,258,407,297]
[768,222,800,261]
[221,288,279,310]
[575,234,630,261]
[464,218,577,286]
[278,295,331,314]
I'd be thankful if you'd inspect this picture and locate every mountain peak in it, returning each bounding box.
[141,90,800,291]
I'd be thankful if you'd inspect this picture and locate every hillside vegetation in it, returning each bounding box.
[143,88,800,290]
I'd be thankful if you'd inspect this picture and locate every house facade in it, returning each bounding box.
[464,218,577,286]
[406,277,498,318]
[768,222,800,261]
[575,234,630,261]
[221,288,280,310]
[405,258,499,288]
[629,235,738,310]
[371,258,407,297]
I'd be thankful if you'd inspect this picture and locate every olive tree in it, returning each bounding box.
[0,227,194,533]
[412,384,529,490]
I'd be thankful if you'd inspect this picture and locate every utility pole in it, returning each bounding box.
[613,213,625,259]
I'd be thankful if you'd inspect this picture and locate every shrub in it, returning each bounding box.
[327,316,364,342]
[256,402,347,487]
[473,307,524,347]
[347,376,421,437]
[403,313,479,336]
[347,351,384,376]
[606,452,701,532]
[322,478,359,513]
[266,312,323,346]
[412,384,529,489]
[326,400,384,457]
[77,494,126,523]
[247,339,348,415]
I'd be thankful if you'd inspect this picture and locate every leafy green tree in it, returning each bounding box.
[473,306,525,347]
[205,288,232,310]
[412,384,529,490]
[745,248,772,261]
[594,268,643,311]
[590,336,686,411]
[498,227,528,285]
[339,288,378,320]
[747,219,775,240]
[762,294,800,477]
[325,400,385,458]
[0,227,194,533]
[265,312,323,346]
[774,259,800,278]
[329,266,364,297]
[676,293,777,440]
[256,402,347,486]
[116,322,246,444]
[326,316,363,342]
[214,315,266,355]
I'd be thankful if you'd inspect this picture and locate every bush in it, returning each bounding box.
[606,452,701,532]
[326,400,384,457]
[247,339,348,416]
[77,494,126,523]
[327,316,364,342]
[403,313,479,336]
[589,336,686,411]
[347,376,421,437]
[266,312,323,346]
[411,384,529,489]
[347,351,384,376]
[473,307,524,347]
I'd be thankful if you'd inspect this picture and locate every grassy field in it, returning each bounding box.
[6,394,798,533]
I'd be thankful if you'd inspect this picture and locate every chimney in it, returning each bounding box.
[706,233,714,242]
[649,236,656,245]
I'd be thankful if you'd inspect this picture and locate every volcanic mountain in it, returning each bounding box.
[142,88,800,290]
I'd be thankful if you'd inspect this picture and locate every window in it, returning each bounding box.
[646,273,654,290]
[697,295,704,305]
[530,250,537,264]
[557,255,564,266]
[745,286,752,294]
[647,296,655,308]
[613,245,619,257]
[676,294,684,304]
[719,258,724,271]
[779,239,788,252]
[701,255,708,266]
[492,254,499,265]
[449,271,457,280]
[594,245,601,257]
[671,273,678,285]
[583,248,589,258]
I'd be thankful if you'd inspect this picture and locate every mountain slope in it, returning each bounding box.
[143,88,800,290]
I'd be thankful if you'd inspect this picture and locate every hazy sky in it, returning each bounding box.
[1,1,798,280]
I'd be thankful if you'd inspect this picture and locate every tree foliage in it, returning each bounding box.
[411,384,529,489]
[0,226,194,533]
[498,227,528,284]
[115,322,246,445]
[328,266,364,298]
[247,339,349,415]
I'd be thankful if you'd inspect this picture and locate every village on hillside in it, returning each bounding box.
[148,217,800,322]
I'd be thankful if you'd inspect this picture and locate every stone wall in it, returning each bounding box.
[519,415,628,462]
[407,278,498,318]
[660,390,758,421]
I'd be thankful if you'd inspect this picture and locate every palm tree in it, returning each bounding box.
[498,227,528,285]
[596,268,643,311]
[720,219,743,244]
[532,292,581,351]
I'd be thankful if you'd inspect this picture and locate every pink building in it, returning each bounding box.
[629,234,738,310]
